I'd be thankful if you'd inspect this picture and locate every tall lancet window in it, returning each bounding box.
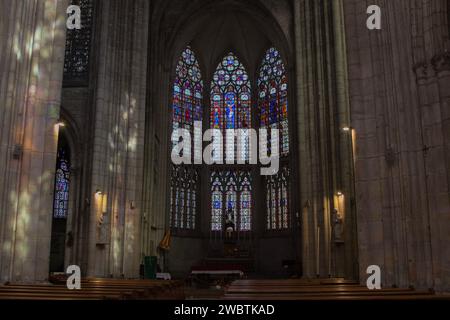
[210,53,253,232]
[170,47,203,231]
[258,47,290,230]
[210,53,251,162]
[53,141,71,219]
[50,134,71,273]
[266,166,289,230]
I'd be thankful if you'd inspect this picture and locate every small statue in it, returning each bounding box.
[97,211,109,244]
[224,205,235,239]
[332,209,344,242]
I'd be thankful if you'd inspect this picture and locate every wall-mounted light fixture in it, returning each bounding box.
[95,189,103,196]
[55,120,66,128]
[336,191,344,197]
[342,126,351,132]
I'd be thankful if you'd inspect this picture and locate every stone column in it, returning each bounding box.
[294,0,357,279]
[87,0,149,278]
[0,0,69,282]
[344,0,449,290]
[294,0,315,278]
[411,0,450,291]
[331,0,359,279]
[140,3,172,269]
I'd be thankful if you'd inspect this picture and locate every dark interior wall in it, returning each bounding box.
[256,237,295,277]
[60,87,92,274]
[167,237,204,278]
[167,236,294,278]
[61,88,90,126]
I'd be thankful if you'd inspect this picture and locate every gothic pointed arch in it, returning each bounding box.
[209,52,253,232]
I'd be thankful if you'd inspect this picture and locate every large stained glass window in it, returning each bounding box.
[258,48,290,230]
[64,0,94,83]
[266,166,290,230]
[258,47,289,157]
[170,47,203,231]
[53,147,71,219]
[211,53,251,162]
[210,171,252,232]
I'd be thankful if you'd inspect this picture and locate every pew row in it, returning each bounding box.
[224,279,443,300]
[0,278,184,300]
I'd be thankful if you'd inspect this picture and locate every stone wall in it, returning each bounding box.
[344,0,450,291]
[86,0,149,278]
[0,0,69,282]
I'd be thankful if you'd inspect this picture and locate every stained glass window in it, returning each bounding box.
[172,47,203,160]
[170,47,203,231]
[266,166,290,230]
[170,166,199,230]
[210,170,252,231]
[211,174,224,231]
[53,148,70,219]
[258,48,290,230]
[258,47,289,157]
[211,53,251,162]
[239,174,252,231]
[64,0,94,84]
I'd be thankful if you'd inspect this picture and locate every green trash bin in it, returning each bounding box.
[144,256,157,279]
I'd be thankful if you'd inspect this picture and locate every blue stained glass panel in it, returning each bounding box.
[258,47,289,156]
[53,149,70,219]
[210,52,251,162]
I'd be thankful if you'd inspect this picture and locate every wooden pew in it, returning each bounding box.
[0,283,136,298]
[0,278,185,300]
[50,276,185,300]
[80,279,184,300]
[223,294,441,301]
[224,278,440,301]
[230,279,360,287]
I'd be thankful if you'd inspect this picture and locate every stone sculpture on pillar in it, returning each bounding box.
[331,209,344,243]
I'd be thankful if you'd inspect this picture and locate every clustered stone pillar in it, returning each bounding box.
[293,0,358,279]
[87,0,149,278]
[344,0,449,291]
[411,0,450,292]
[140,5,172,271]
[0,0,69,282]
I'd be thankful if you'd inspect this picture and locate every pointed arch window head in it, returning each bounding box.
[258,47,289,156]
[173,46,203,160]
[211,53,251,161]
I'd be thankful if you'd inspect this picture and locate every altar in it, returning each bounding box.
[189,257,253,288]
